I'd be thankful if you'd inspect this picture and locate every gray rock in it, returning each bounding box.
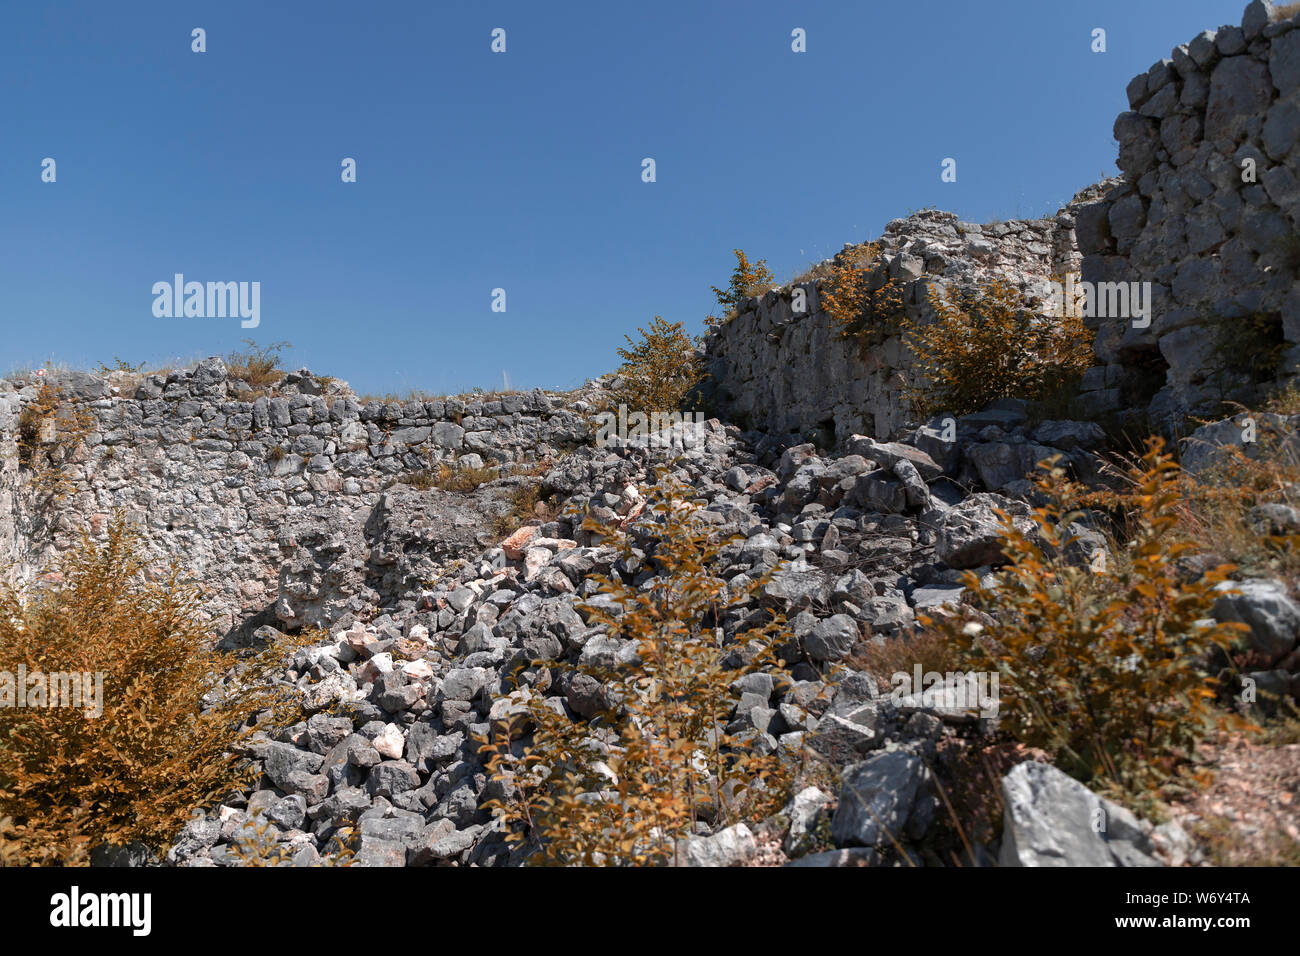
[936,494,1031,568]
[677,823,757,867]
[1212,578,1300,660]
[763,567,830,609]
[1205,55,1273,145]
[783,786,833,856]
[804,614,860,662]
[1243,0,1272,41]
[262,742,325,791]
[998,761,1162,866]
[355,813,425,867]
[845,435,944,481]
[783,847,878,867]
[365,760,420,798]
[409,820,479,864]
[848,471,907,514]
[966,442,1058,492]
[265,794,308,831]
[830,751,929,849]
[810,709,881,762]
[1032,420,1107,450]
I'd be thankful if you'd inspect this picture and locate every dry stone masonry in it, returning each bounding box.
[6,1,1300,869]
[0,361,601,640]
[1076,0,1300,425]
[700,204,1086,447]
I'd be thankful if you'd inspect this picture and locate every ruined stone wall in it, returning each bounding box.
[700,208,1083,444]
[0,361,597,638]
[1075,0,1300,425]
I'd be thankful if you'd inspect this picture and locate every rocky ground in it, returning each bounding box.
[115,376,1298,868]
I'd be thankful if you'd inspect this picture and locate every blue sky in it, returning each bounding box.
[1,0,1246,397]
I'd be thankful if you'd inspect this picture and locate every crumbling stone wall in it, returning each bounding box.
[0,360,597,638]
[1075,0,1300,425]
[700,207,1084,445]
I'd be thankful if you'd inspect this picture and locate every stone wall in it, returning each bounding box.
[1075,0,1300,425]
[700,206,1084,445]
[0,361,599,639]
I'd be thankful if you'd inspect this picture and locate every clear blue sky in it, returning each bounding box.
[1,0,1245,397]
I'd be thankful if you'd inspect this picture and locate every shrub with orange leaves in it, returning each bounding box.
[903,278,1093,417]
[926,440,1250,793]
[706,248,777,329]
[820,242,906,350]
[0,517,311,865]
[611,316,703,415]
[16,382,94,506]
[478,472,793,866]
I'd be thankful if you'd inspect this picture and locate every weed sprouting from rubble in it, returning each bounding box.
[478,470,795,865]
[926,440,1253,799]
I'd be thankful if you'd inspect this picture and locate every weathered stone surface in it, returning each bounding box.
[935,494,1031,568]
[677,823,758,867]
[998,762,1162,867]
[830,751,930,849]
[804,614,860,663]
[1212,577,1300,661]
[699,209,1083,444]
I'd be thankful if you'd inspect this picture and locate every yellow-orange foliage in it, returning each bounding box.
[926,440,1250,792]
[479,473,793,865]
[820,242,906,349]
[612,316,703,414]
[707,248,777,328]
[16,382,94,505]
[0,518,311,864]
[904,279,1093,416]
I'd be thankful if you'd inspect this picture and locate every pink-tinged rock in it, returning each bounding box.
[390,637,426,661]
[402,659,434,682]
[408,623,431,644]
[616,484,643,516]
[357,652,394,684]
[523,546,553,581]
[502,524,540,560]
[371,724,406,760]
[537,568,575,593]
[530,537,576,552]
[346,627,377,656]
[618,500,645,529]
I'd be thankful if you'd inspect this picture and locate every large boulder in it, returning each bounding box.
[966,442,1058,493]
[998,761,1162,867]
[1212,578,1300,662]
[676,823,758,867]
